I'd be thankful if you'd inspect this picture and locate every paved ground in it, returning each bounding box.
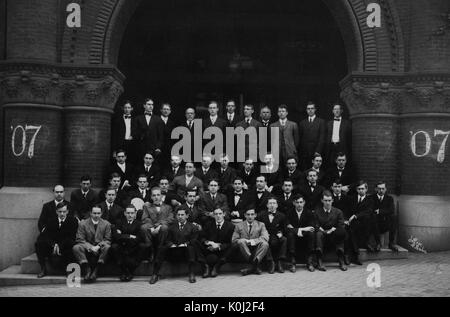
[0,252,449,297]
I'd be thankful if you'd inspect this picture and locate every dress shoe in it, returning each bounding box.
[189,273,196,283]
[254,266,262,275]
[120,274,127,282]
[289,263,296,273]
[126,274,134,282]
[366,244,375,253]
[37,267,47,278]
[83,266,92,282]
[267,260,275,274]
[389,243,399,252]
[210,264,219,278]
[149,274,159,284]
[276,260,285,273]
[202,264,210,278]
[306,263,315,272]
[89,267,98,283]
[344,254,351,266]
[375,243,382,252]
[338,255,348,271]
[316,257,326,272]
[352,256,363,266]
[240,268,252,276]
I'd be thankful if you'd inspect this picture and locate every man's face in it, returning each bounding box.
[244,160,253,171]
[56,206,69,220]
[312,156,323,169]
[286,159,297,171]
[256,177,266,190]
[123,103,133,115]
[185,109,195,121]
[282,182,293,193]
[144,154,154,166]
[333,105,343,118]
[159,179,169,192]
[208,181,219,194]
[244,106,254,118]
[357,185,368,197]
[332,183,342,195]
[125,208,137,222]
[214,209,225,223]
[226,102,236,114]
[185,163,195,175]
[80,180,91,192]
[260,108,271,121]
[208,103,218,116]
[91,207,102,221]
[293,198,305,211]
[233,180,243,192]
[105,190,116,203]
[376,184,387,196]
[306,104,316,117]
[307,171,318,184]
[110,177,121,189]
[186,192,196,204]
[54,186,65,201]
[161,105,171,117]
[177,210,188,223]
[202,157,212,169]
[267,199,278,212]
[116,152,126,164]
[220,156,229,169]
[143,99,154,113]
[137,177,148,190]
[278,108,288,120]
[171,156,181,168]
[245,210,256,223]
[336,156,347,169]
[151,190,162,204]
[322,196,333,210]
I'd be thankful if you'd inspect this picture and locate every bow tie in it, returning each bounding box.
[334,118,341,121]
[124,115,131,119]
[269,211,276,215]
[257,190,264,193]
[234,193,242,196]
[153,203,161,207]
[145,112,152,116]
[309,184,315,188]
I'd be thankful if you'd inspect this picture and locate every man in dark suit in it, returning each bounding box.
[311,153,326,186]
[72,206,112,283]
[314,191,347,271]
[257,197,288,274]
[194,155,219,191]
[132,98,165,159]
[149,208,200,284]
[112,101,137,164]
[281,156,304,193]
[372,181,398,252]
[299,169,325,211]
[324,153,357,194]
[98,187,125,227]
[277,179,296,215]
[197,208,235,278]
[237,159,258,190]
[203,101,227,132]
[98,173,128,207]
[38,185,71,233]
[163,155,184,182]
[35,201,78,278]
[260,153,282,194]
[70,175,98,221]
[226,177,251,223]
[158,176,183,208]
[326,104,352,166]
[111,205,146,282]
[199,179,230,222]
[225,99,241,128]
[159,102,177,169]
[125,174,152,206]
[247,175,271,214]
[106,149,134,191]
[270,105,299,165]
[218,154,237,194]
[259,106,275,153]
[286,194,316,272]
[182,189,207,228]
[134,152,160,188]
[179,108,196,162]
[236,105,262,162]
[298,102,326,170]
[170,162,204,198]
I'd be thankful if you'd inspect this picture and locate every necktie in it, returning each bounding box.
[146,166,150,173]
[285,194,289,201]
[189,206,193,214]
[59,221,62,228]
[108,204,111,211]
[83,192,87,199]
[188,121,192,129]
[94,223,98,232]
[217,224,221,231]
[180,223,184,231]
[248,224,252,235]
[358,197,362,204]
[173,168,177,174]
[309,117,313,123]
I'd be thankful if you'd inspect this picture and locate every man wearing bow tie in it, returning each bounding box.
[106,149,134,191]
[227,177,251,223]
[326,104,351,166]
[299,169,325,211]
[248,175,271,214]
[372,181,398,252]
[182,189,207,228]
[112,101,138,164]
[70,175,99,221]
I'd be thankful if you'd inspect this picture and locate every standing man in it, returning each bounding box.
[182,189,207,228]
[107,149,134,191]
[232,209,270,276]
[112,101,137,164]
[324,153,357,194]
[134,151,160,189]
[260,106,274,152]
[126,174,152,206]
[132,98,165,160]
[203,101,227,131]
[38,185,70,234]
[299,169,325,211]
[298,102,326,170]
[372,181,398,252]
[225,99,240,127]
[99,173,127,207]
[310,154,326,186]
[171,162,204,198]
[160,102,176,169]
[270,105,299,165]
[70,175,98,221]
[236,105,262,162]
[326,103,351,166]
[158,176,183,208]
[194,155,219,191]
[277,179,296,215]
[73,206,112,283]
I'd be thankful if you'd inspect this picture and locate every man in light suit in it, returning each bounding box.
[199,179,230,223]
[270,105,299,165]
[170,162,204,198]
[70,175,98,221]
[326,104,352,166]
[72,206,112,283]
[298,102,326,170]
[232,209,270,276]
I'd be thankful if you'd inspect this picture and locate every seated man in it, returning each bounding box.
[159,176,183,207]
[247,175,271,214]
[111,205,146,282]
[286,194,316,272]
[372,181,398,252]
[35,201,78,278]
[281,157,304,193]
[197,208,235,278]
[310,153,326,186]
[149,208,200,284]
[218,154,237,194]
[324,152,357,194]
[170,162,204,198]
[70,175,98,221]
[98,187,125,227]
[163,155,184,182]
[231,209,269,276]
[140,187,174,260]
[226,177,251,224]
[98,173,128,207]
[72,206,112,283]
[38,185,70,233]
[106,149,134,191]
[199,179,230,223]
[181,189,207,229]
[125,174,151,205]
[260,153,282,194]
[237,159,258,191]
[257,197,288,274]
[277,179,296,215]
[134,151,161,189]
[314,191,347,272]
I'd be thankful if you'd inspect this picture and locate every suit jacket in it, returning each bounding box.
[194,168,219,190]
[237,168,258,189]
[112,218,144,248]
[235,118,262,159]
[236,118,263,129]
[134,164,161,187]
[286,208,316,233]
[218,166,237,193]
[97,201,125,226]
[226,189,252,220]
[160,190,183,206]
[276,192,296,214]
[161,116,176,150]
[75,218,111,248]
[332,194,352,220]
[107,162,135,188]
[326,118,351,154]
[70,189,98,220]
[126,188,152,206]
[200,220,235,251]
[225,113,241,128]
[348,195,374,219]
[166,221,199,246]
[38,200,71,233]
[132,114,165,151]
[260,166,283,188]
[371,194,395,219]
[98,189,127,208]
[257,210,288,236]
[324,166,357,190]
[39,215,78,246]
[199,192,230,216]
[111,114,135,151]
[299,116,326,156]
[170,174,204,198]
[203,117,227,132]
[180,202,207,226]
[247,189,271,213]
[270,120,299,160]
[163,166,185,182]
[282,169,304,192]
[231,220,269,244]
[299,183,325,211]
[260,119,276,152]
[141,203,174,228]
[314,207,345,231]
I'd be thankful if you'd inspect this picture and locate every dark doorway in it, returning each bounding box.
[117,0,347,123]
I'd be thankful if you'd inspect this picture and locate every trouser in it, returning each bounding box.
[72,243,110,265]
[287,231,315,261]
[374,214,396,245]
[140,223,169,255]
[35,237,75,268]
[350,214,375,248]
[267,235,287,261]
[195,243,232,266]
[233,240,269,263]
[111,242,146,274]
[315,228,346,255]
[345,224,360,255]
[153,245,197,274]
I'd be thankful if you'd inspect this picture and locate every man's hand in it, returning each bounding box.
[276,232,283,239]
[116,229,122,234]
[129,235,136,239]
[170,244,177,248]
[122,180,131,188]
[267,186,274,192]
[327,227,336,235]
[242,183,249,190]
[374,209,380,215]
[344,220,350,226]
[302,226,315,233]
[231,211,240,218]
[349,215,357,223]
[53,244,61,256]
[171,199,181,206]
[287,224,294,229]
[341,185,350,193]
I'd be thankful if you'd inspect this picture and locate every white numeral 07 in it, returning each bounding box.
[410,129,450,163]
[11,125,42,159]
